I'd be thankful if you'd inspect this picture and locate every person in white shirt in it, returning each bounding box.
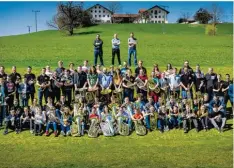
[82,60,90,73]
[168,68,181,99]
[111,33,121,66]
[128,32,137,67]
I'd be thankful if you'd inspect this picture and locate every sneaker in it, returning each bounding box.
[220,127,224,133]
[54,131,58,137]
[45,131,49,136]
[15,129,20,134]
[61,131,65,136]
[184,129,188,133]
[66,131,71,136]
[30,130,34,134]
[3,130,8,135]
[34,132,38,136]
[159,129,164,133]
[72,133,80,137]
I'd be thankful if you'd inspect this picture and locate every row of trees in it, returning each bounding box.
[177,3,223,24]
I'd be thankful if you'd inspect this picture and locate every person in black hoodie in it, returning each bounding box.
[93,34,104,66]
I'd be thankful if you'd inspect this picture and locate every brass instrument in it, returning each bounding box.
[85,90,95,104]
[51,76,62,88]
[148,79,160,93]
[117,116,129,136]
[113,88,123,105]
[123,77,135,90]
[88,118,100,138]
[134,120,146,136]
[100,88,112,95]
[135,77,147,91]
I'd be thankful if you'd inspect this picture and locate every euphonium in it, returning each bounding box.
[148,80,160,93]
[117,116,129,136]
[134,120,146,136]
[88,118,100,138]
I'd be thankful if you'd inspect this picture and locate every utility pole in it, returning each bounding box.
[27,26,32,33]
[32,10,40,32]
[159,5,169,34]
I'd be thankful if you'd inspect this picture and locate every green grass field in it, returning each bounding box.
[0,23,233,168]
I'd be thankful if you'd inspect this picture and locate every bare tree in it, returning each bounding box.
[47,2,92,35]
[208,3,223,24]
[180,11,191,23]
[106,2,122,23]
[138,11,150,23]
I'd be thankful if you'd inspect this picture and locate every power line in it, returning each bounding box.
[32,10,40,32]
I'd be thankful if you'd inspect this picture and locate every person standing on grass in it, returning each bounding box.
[128,32,137,67]
[24,66,36,105]
[55,61,65,77]
[37,68,50,107]
[111,33,121,66]
[93,34,104,66]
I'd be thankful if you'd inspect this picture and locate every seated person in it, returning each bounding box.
[209,95,226,133]
[60,106,72,137]
[45,106,59,137]
[33,106,46,136]
[3,109,21,135]
[20,106,34,134]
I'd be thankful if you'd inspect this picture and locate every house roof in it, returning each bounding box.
[86,4,113,14]
[146,5,170,14]
[138,9,147,13]
[112,14,139,18]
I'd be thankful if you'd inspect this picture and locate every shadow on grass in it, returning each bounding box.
[73,31,102,36]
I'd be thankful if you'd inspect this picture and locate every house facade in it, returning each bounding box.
[86,4,170,24]
[86,4,112,23]
[135,6,170,23]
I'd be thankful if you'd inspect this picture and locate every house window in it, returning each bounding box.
[159,21,161,23]
[95,6,96,9]
[99,6,101,9]
[151,10,153,13]
[103,15,105,17]
[95,10,96,13]
[162,21,164,23]
[155,15,157,18]
[159,15,161,18]
[154,10,157,15]
[95,15,97,18]
[99,15,101,17]
[99,10,101,13]
[159,10,161,13]
[107,15,109,17]
[103,10,105,13]
[91,10,93,12]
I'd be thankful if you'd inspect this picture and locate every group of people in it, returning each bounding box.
[93,32,138,67]
[0,59,233,137]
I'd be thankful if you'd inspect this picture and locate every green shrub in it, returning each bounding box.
[205,24,217,35]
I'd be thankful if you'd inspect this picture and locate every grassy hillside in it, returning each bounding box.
[0,23,233,168]
[0,24,232,74]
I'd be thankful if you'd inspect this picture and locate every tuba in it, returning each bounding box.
[148,79,160,93]
[135,77,147,91]
[117,116,129,136]
[113,88,123,104]
[85,91,95,104]
[88,118,100,138]
[134,120,146,136]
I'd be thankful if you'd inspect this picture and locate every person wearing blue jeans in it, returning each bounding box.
[128,32,137,67]
[59,107,72,137]
[93,34,104,66]
[45,107,59,137]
